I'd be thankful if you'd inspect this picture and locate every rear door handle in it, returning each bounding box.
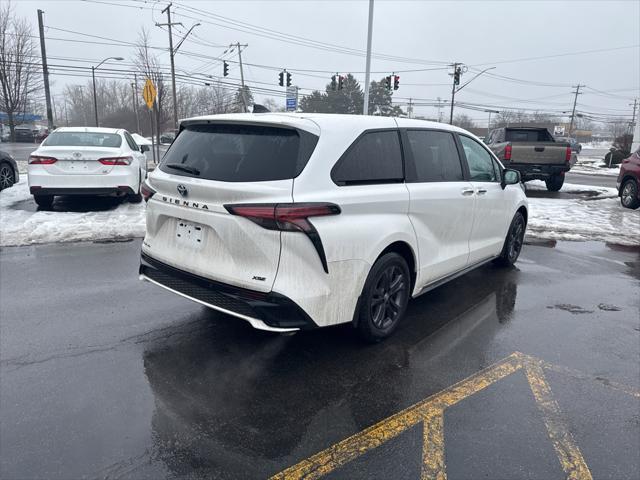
[461,188,475,196]
[476,188,487,195]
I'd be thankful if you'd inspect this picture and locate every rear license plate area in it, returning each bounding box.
[176,220,205,248]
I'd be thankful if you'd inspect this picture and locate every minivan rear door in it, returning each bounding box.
[143,120,319,293]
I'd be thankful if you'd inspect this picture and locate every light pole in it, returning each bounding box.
[92,56,123,127]
[484,109,499,137]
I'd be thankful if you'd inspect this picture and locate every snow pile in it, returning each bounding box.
[1,179,638,247]
[581,141,612,150]
[0,179,145,247]
[571,153,621,177]
[526,181,639,245]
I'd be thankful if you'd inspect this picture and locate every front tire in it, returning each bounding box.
[34,194,54,209]
[356,253,411,342]
[0,162,15,190]
[494,212,526,267]
[620,179,640,210]
[545,174,564,192]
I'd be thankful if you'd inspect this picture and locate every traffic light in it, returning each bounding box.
[286,72,292,87]
[385,75,392,90]
[278,71,284,86]
[338,75,344,90]
[223,61,229,77]
[331,75,337,91]
[454,67,461,85]
[393,75,400,90]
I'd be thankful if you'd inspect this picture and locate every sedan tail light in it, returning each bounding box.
[224,203,341,273]
[140,181,156,202]
[29,155,57,164]
[504,144,512,161]
[565,146,572,163]
[98,156,133,165]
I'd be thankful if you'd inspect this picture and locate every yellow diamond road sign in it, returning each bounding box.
[142,78,157,110]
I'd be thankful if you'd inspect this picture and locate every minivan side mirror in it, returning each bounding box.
[502,169,520,189]
[140,144,150,153]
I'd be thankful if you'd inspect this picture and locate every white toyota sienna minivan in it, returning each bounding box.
[139,113,528,341]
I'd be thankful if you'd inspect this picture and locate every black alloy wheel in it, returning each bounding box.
[495,212,526,267]
[357,252,411,342]
[0,162,15,190]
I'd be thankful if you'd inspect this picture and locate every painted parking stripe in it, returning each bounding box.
[271,352,638,480]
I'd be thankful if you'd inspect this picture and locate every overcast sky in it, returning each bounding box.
[11,0,640,125]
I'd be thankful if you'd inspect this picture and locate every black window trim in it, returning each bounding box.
[456,133,503,183]
[331,128,406,187]
[403,128,468,184]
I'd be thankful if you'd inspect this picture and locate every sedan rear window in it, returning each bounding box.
[160,124,318,182]
[43,132,122,148]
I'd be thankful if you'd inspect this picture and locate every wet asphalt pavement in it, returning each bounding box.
[1,239,638,479]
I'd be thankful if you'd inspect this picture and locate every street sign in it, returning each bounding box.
[554,125,565,136]
[286,86,297,111]
[142,78,157,110]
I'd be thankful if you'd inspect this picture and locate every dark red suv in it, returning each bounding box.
[618,147,640,209]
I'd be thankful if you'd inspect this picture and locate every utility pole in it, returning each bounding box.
[437,97,443,122]
[37,10,54,131]
[157,3,181,130]
[629,98,638,133]
[232,42,249,112]
[449,62,461,124]
[407,98,413,119]
[362,0,375,115]
[132,74,141,134]
[568,84,582,137]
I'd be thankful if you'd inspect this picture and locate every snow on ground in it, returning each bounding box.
[581,141,612,150]
[525,181,639,245]
[0,179,145,247]
[571,152,621,177]
[1,178,638,247]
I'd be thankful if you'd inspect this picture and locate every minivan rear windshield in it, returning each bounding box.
[43,132,122,147]
[160,123,319,182]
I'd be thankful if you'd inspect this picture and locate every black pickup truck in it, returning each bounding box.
[485,127,573,191]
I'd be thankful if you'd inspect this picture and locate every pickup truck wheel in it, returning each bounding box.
[356,253,410,343]
[494,212,526,267]
[620,179,640,210]
[545,174,564,192]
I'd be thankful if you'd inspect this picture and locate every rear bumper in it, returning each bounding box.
[29,186,134,195]
[139,252,317,332]
[507,163,570,181]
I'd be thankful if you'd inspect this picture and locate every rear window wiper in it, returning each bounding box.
[165,163,200,176]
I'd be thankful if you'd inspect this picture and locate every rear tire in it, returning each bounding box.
[0,162,15,190]
[494,211,526,267]
[620,178,640,210]
[545,174,564,192]
[34,194,54,209]
[356,253,411,343]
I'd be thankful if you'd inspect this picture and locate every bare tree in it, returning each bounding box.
[0,2,43,140]
[452,113,476,130]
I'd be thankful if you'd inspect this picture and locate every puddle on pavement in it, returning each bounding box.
[548,304,595,314]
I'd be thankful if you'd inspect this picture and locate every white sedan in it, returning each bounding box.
[28,127,149,209]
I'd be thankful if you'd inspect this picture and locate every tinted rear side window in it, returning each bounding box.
[406,130,464,182]
[160,124,318,182]
[332,130,403,185]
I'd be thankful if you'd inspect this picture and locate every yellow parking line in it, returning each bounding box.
[272,352,636,480]
[523,359,593,480]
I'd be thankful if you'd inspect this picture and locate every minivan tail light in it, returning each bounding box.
[504,144,512,161]
[99,156,132,165]
[224,203,341,273]
[140,181,156,202]
[29,155,57,164]
[565,146,572,163]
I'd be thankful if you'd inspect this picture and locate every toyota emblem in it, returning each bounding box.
[72,152,82,159]
[177,184,188,197]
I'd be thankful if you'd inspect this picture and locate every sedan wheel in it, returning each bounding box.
[0,163,15,190]
[621,179,640,210]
